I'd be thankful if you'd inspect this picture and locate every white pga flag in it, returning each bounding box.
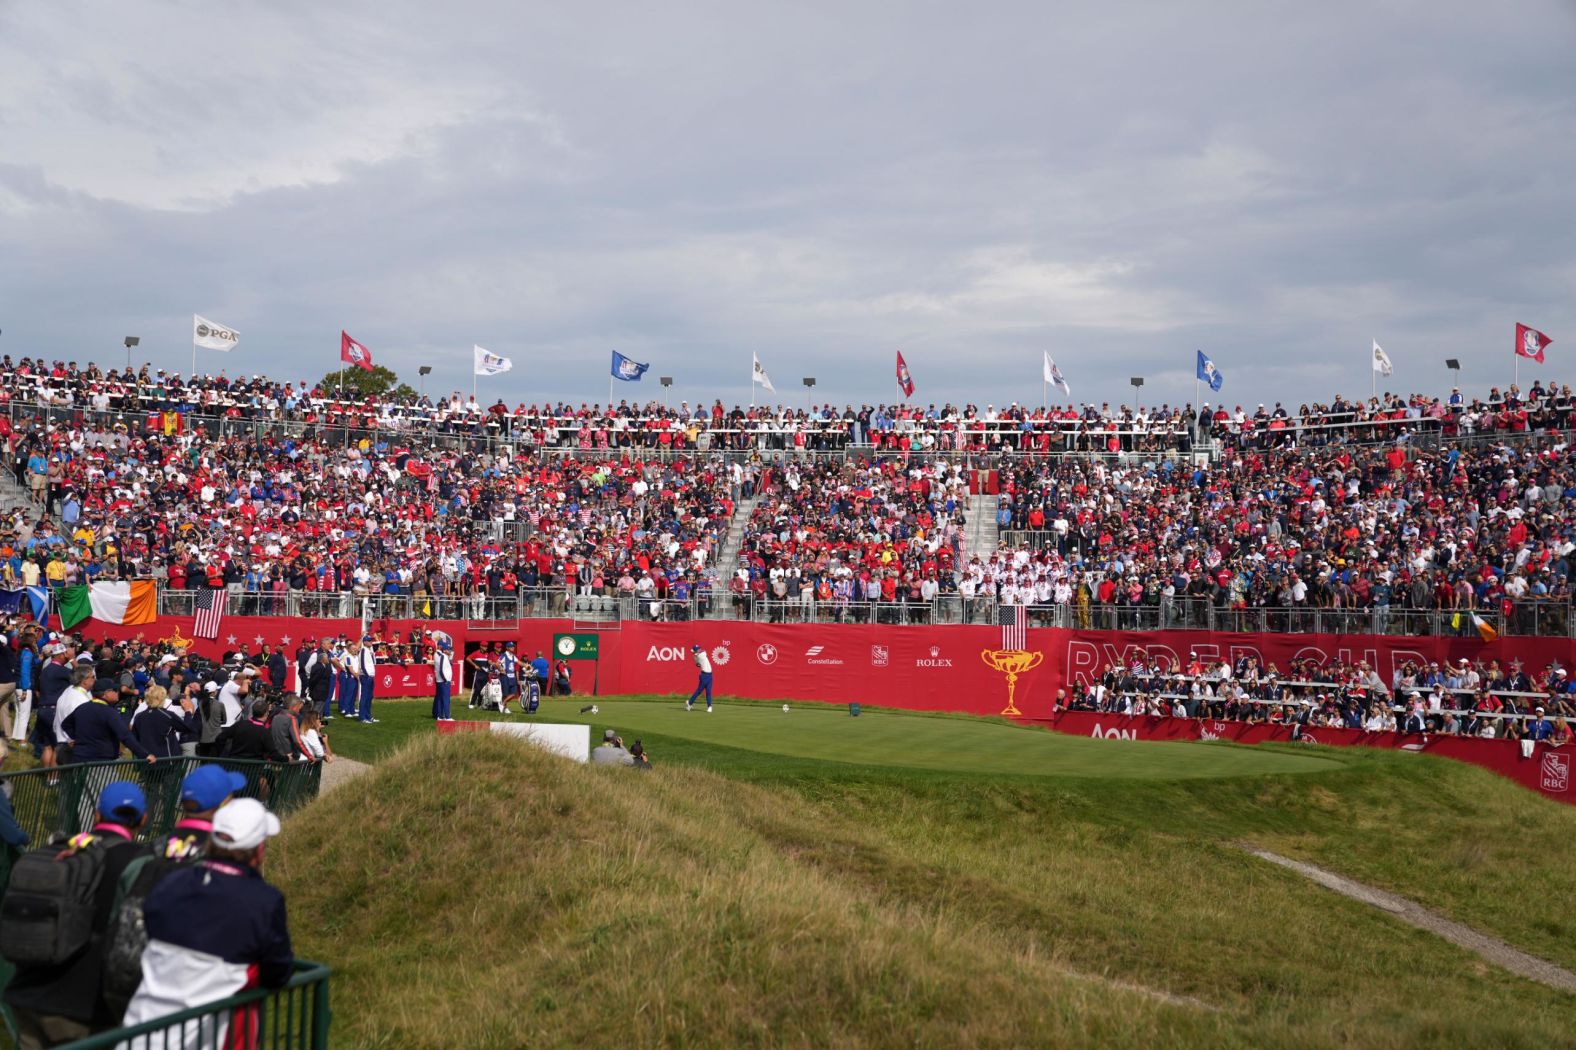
[193,314,239,352]
[751,351,775,392]
[473,345,513,376]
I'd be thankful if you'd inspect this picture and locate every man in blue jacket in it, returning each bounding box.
[119,798,294,1045]
[61,679,156,765]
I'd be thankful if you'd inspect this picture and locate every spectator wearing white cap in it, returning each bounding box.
[119,798,294,1044]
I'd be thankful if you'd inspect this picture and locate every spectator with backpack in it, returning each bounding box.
[1,781,151,1047]
[119,798,294,1046]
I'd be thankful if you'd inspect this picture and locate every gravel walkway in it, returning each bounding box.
[1238,844,1576,994]
[319,756,372,794]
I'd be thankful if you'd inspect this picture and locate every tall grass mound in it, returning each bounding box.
[275,733,1576,1049]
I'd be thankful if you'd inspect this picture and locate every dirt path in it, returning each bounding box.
[319,756,372,794]
[1237,845,1576,995]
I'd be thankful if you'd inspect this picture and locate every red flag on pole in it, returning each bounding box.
[340,331,376,372]
[1515,323,1550,364]
[895,350,915,398]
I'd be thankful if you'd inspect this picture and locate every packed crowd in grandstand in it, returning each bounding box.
[0,354,1570,636]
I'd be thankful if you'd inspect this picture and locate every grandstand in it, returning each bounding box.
[1,355,1570,639]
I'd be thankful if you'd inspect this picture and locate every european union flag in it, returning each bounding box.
[611,351,649,382]
[1196,350,1224,392]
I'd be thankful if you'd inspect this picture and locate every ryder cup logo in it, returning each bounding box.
[347,342,367,363]
[618,359,640,378]
[1541,752,1570,793]
[1525,330,1543,355]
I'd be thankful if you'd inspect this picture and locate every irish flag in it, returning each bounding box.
[57,582,158,630]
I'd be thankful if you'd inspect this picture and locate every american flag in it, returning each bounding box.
[998,603,1026,650]
[194,587,227,640]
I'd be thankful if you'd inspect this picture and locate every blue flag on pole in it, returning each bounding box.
[611,351,649,382]
[1196,350,1224,392]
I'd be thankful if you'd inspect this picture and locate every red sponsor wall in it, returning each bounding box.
[79,614,1575,803]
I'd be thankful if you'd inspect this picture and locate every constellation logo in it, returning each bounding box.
[804,644,843,666]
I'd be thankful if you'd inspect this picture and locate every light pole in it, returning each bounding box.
[124,336,139,372]
[802,376,816,413]
[1445,357,1460,393]
[660,375,673,410]
[1130,376,1144,401]
[418,365,432,401]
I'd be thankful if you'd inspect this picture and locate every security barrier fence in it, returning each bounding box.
[0,757,328,1047]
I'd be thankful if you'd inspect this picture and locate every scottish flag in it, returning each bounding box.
[1196,350,1224,392]
[611,351,649,382]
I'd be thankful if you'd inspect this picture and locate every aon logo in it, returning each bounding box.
[647,646,691,662]
[1090,724,1137,741]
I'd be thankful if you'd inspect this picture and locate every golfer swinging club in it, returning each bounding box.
[686,643,713,713]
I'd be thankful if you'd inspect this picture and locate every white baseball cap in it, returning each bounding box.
[211,798,282,850]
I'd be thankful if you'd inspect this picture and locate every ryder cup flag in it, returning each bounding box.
[752,352,775,392]
[610,351,649,382]
[57,581,157,630]
[474,345,513,376]
[895,350,915,398]
[193,314,239,352]
[340,331,375,371]
[1372,341,1394,376]
[1196,350,1224,392]
[1043,352,1071,396]
[1515,323,1551,364]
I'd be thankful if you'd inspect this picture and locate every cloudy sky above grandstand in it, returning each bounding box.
[1,1,1573,410]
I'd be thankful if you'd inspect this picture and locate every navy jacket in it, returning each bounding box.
[62,699,151,762]
[132,705,200,758]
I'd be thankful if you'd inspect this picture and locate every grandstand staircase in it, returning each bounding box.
[0,471,38,535]
[714,494,761,615]
[966,492,998,557]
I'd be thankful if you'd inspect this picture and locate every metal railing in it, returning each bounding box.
[54,959,331,1050]
[0,756,322,850]
[145,585,1576,638]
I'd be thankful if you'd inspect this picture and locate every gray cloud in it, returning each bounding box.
[2,0,1573,409]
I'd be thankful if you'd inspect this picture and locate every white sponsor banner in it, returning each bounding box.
[489,721,590,762]
[193,313,240,352]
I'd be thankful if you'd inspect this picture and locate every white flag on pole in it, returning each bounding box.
[752,352,775,392]
[193,314,239,352]
[1043,352,1070,396]
[473,345,513,376]
[1372,340,1393,376]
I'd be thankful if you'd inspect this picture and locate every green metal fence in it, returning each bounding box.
[53,960,331,1049]
[1,756,322,849]
[0,758,329,1048]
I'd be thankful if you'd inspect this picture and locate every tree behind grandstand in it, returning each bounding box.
[314,364,418,400]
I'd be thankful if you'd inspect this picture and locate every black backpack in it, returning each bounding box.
[101,855,186,1015]
[0,837,111,966]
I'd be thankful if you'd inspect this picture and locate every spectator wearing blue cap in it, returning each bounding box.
[151,764,248,862]
[353,635,379,724]
[432,635,454,721]
[3,781,151,1046]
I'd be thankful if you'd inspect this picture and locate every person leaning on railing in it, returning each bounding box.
[118,798,294,1041]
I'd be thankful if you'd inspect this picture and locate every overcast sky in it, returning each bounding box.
[2,1,1572,410]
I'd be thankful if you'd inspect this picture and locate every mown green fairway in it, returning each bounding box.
[331,695,1342,779]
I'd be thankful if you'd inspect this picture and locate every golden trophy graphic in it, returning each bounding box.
[980,649,1044,717]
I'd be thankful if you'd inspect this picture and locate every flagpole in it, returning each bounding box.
[750,355,755,410]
